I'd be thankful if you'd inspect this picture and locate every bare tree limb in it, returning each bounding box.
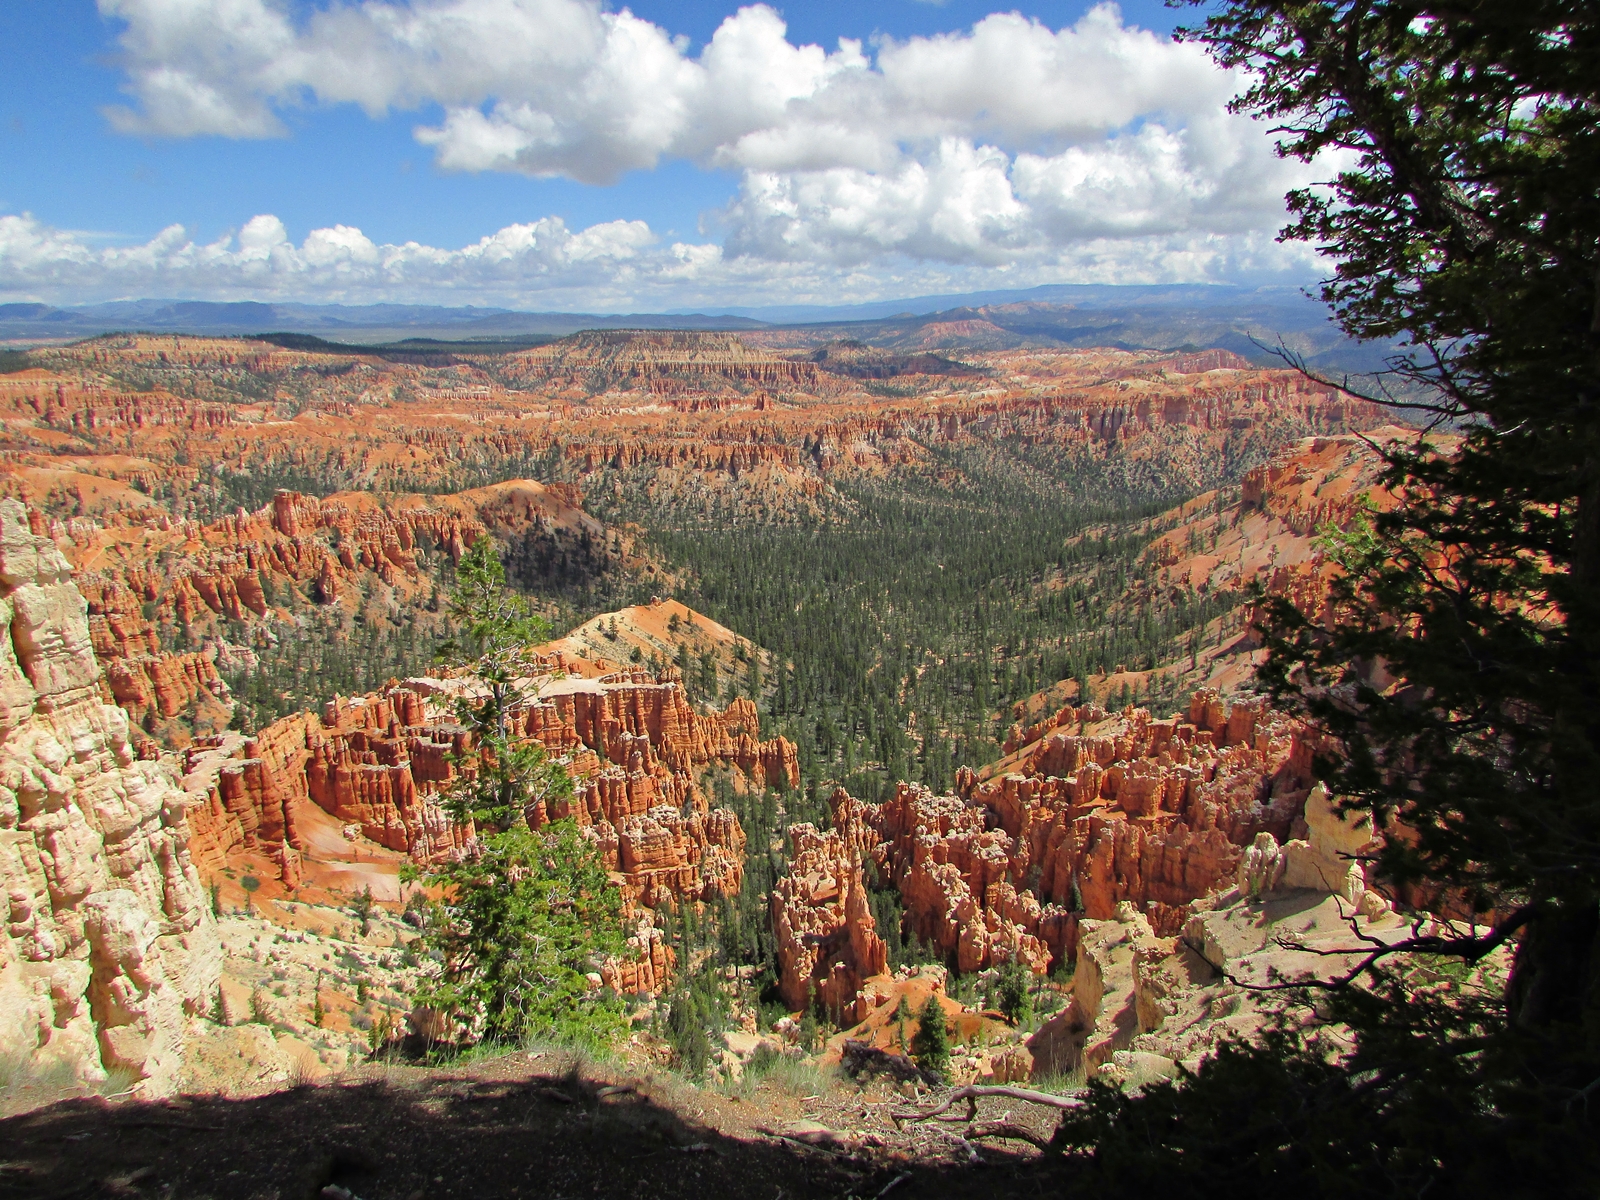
[892,1083,1083,1128]
[1245,332,1466,420]
[965,1121,1057,1150]
[1180,902,1534,995]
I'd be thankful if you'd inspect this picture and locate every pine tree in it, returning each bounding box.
[994,960,1033,1027]
[910,994,949,1077]
[413,538,624,1048]
[1058,3,1600,1192]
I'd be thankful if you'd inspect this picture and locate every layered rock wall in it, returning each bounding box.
[187,668,796,911]
[499,330,830,395]
[28,480,597,744]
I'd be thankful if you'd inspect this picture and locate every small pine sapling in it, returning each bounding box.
[911,994,949,1077]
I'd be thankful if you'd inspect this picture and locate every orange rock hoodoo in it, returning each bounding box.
[27,478,597,740]
[771,690,1313,1019]
[769,823,889,1018]
[48,491,484,737]
[1141,431,1407,632]
[184,668,797,913]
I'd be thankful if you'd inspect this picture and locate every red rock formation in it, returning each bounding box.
[770,690,1312,1016]
[498,330,830,395]
[1140,429,1416,631]
[5,336,1388,551]
[769,822,888,1022]
[599,916,676,995]
[18,478,605,744]
[185,667,795,915]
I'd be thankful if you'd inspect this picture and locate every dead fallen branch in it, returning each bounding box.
[966,1121,1056,1150]
[891,1084,1083,1128]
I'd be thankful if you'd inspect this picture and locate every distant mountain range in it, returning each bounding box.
[0,299,766,341]
[0,283,1396,377]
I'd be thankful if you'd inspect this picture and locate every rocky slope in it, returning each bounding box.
[541,596,773,700]
[992,427,1413,713]
[20,478,608,745]
[495,330,830,396]
[765,683,1465,1091]
[1142,427,1405,612]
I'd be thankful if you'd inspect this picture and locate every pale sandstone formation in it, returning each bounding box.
[1026,904,1170,1078]
[0,499,220,1096]
[1025,797,1404,1086]
[183,906,422,1094]
[1025,886,1418,1088]
[1236,781,1384,911]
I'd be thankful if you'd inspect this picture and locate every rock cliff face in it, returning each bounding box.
[3,337,1386,539]
[0,500,220,1096]
[499,330,830,395]
[770,689,1312,1018]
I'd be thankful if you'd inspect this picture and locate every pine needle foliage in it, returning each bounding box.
[413,537,625,1048]
[910,995,949,1077]
[415,822,626,1047]
[1054,2,1600,1193]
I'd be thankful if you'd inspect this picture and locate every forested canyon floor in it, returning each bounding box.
[0,330,1490,1190]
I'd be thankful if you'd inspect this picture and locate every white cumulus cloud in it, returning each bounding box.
[0,210,1319,309]
[92,0,1325,276]
[0,211,670,306]
[25,1,1351,303]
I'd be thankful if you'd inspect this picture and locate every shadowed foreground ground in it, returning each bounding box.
[0,1053,1079,1200]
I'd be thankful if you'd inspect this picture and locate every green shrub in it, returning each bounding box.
[414,822,625,1048]
[412,538,626,1051]
[995,960,1034,1027]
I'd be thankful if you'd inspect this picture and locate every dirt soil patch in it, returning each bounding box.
[0,1051,1079,1200]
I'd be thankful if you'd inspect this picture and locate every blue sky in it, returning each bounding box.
[0,1,1319,310]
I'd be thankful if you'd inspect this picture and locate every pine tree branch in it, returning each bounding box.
[1180,902,1535,995]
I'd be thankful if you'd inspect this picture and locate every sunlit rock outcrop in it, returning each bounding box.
[0,500,220,1096]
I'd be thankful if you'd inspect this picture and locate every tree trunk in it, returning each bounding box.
[1507,896,1600,1051]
